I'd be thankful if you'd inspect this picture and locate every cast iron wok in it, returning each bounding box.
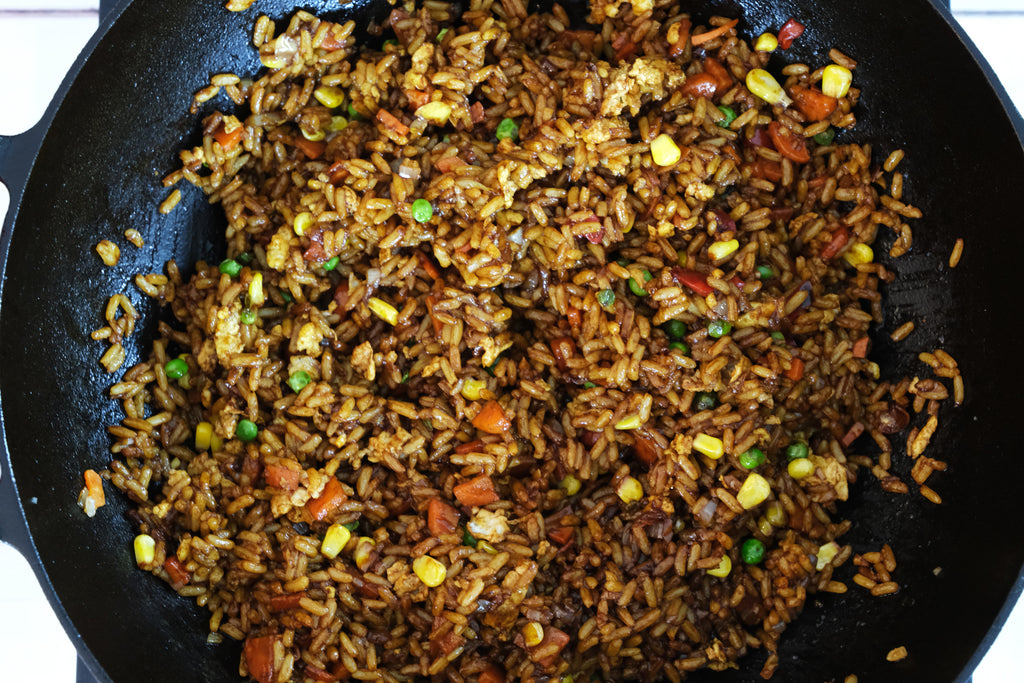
[1,0,1023,681]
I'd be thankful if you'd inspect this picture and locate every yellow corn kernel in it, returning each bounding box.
[293,211,313,237]
[477,540,498,554]
[523,622,545,647]
[755,32,778,52]
[757,515,773,537]
[353,537,376,571]
[746,68,793,107]
[708,554,732,578]
[211,433,223,452]
[367,297,398,326]
[708,239,739,261]
[195,422,214,451]
[650,133,681,167]
[300,127,325,142]
[788,457,815,480]
[822,64,853,98]
[560,475,581,496]
[616,476,644,503]
[134,534,156,568]
[461,379,486,401]
[329,116,348,132]
[766,501,786,527]
[412,555,447,587]
[816,541,841,571]
[736,472,771,509]
[693,433,724,460]
[321,523,352,560]
[260,55,285,69]
[313,85,345,109]
[248,272,265,307]
[844,243,873,266]
[614,415,643,430]
[415,101,453,125]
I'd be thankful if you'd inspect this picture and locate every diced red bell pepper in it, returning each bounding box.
[671,267,713,297]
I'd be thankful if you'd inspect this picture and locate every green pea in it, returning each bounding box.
[756,265,774,280]
[279,289,293,303]
[236,419,258,442]
[236,252,253,265]
[628,277,647,297]
[411,198,433,223]
[785,442,809,461]
[771,331,785,341]
[287,371,311,393]
[741,538,766,564]
[582,381,597,389]
[694,391,717,411]
[164,358,188,380]
[642,270,653,282]
[347,102,364,121]
[240,309,257,325]
[813,128,836,146]
[664,319,688,340]
[323,256,339,271]
[669,341,689,354]
[463,528,478,547]
[343,521,359,532]
[596,289,615,307]
[219,259,242,277]
[739,448,765,469]
[717,105,737,127]
[495,117,519,141]
[708,319,732,338]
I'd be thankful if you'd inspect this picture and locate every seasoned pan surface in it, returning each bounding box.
[1,1,1023,681]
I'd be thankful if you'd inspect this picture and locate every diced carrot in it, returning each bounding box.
[533,626,571,667]
[418,252,442,281]
[375,109,410,137]
[821,227,850,260]
[852,336,870,358]
[470,102,486,124]
[305,477,347,522]
[163,556,190,588]
[478,664,506,683]
[841,421,865,448]
[614,38,636,62]
[213,124,244,151]
[404,88,430,109]
[453,474,499,507]
[703,57,733,91]
[722,144,742,164]
[455,440,485,455]
[434,155,466,173]
[567,305,581,331]
[265,464,301,492]
[549,336,576,371]
[320,28,346,51]
[679,73,718,100]
[294,137,325,159]
[269,592,306,611]
[808,176,829,188]
[785,357,805,381]
[690,18,738,46]
[791,85,838,122]
[472,400,510,435]
[244,635,276,683]
[767,121,810,163]
[546,526,574,546]
[326,160,347,184]
[424,294,443,336]
[427,498,460,536]
[750,159,784,183]
[83,469,106,508]
[431,628,466,657]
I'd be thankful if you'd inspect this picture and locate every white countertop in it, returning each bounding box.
[1,1,1022,681]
